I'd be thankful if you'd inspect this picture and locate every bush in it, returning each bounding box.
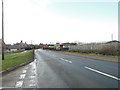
[25,47,32,50]
[100,45,118,56]
[69,45,118,56]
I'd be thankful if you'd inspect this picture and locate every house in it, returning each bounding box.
[6,44,12,52]
[14,40,27,49]
[6,40,28,52]
[43,44,49,49]
[39,43,43,48]
[0,39,6,52]
[7,45,21,52]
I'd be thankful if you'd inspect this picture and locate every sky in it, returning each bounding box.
[0,0,119,44]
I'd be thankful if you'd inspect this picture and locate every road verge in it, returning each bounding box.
[1,59,34,75]
[1,50,34,75]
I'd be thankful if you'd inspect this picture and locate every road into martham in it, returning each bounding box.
[35,49,119,88]
[2,49,119,88]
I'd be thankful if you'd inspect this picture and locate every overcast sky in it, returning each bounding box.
[0,0,118,44]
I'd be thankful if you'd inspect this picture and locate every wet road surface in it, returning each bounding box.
[35,49,119,88]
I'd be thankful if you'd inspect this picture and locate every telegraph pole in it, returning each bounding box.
[2,0,4,60]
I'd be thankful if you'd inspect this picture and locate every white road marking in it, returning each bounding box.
[32,70,36,74]
[30,76,35,79]
[15,81,23,88]
[60,58,72,64]
[22,70,27,74]
[29,84,36,87]
[32,65,36,69]
[85,66,120,81]
[68,61,72,63]
[15,60,37,88]
[30,62,33,65]
[19,74,26,79]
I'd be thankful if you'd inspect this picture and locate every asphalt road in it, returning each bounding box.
[2,49,119,88]
[35,49,119,88]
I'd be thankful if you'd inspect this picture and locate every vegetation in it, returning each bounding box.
[67,44,119,57]
[99,45,118,56]
[50,45,119,58]
[1,50,34,71]
[25,47,33,50]
[56,50,118,58]
[106,40,120,44]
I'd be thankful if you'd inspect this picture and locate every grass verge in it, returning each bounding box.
[48,50,120,59]
[56,50,118,58]
[1,50,33,71]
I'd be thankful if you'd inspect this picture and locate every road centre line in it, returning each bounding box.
[60,58,72,64]
[85,66,120,81]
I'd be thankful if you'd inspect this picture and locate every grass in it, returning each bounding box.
[87,53,118,58]
[1,50,33,71]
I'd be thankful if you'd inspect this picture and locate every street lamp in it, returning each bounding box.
[2,0,4,60]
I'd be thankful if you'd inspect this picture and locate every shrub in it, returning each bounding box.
[25,47,32,50]
[100,45,118,56]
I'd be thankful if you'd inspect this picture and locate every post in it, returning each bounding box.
[33,45,34,60]
[2,0,4,60]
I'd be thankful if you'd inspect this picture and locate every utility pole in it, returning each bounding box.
[111,34,113,41]
[2,0,4,60]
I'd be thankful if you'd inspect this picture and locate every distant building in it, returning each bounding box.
[39,43,43,48]
[6,40,28,52]
[14,40,27,49]
[7,45,21,52]
[0,39,6,52]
